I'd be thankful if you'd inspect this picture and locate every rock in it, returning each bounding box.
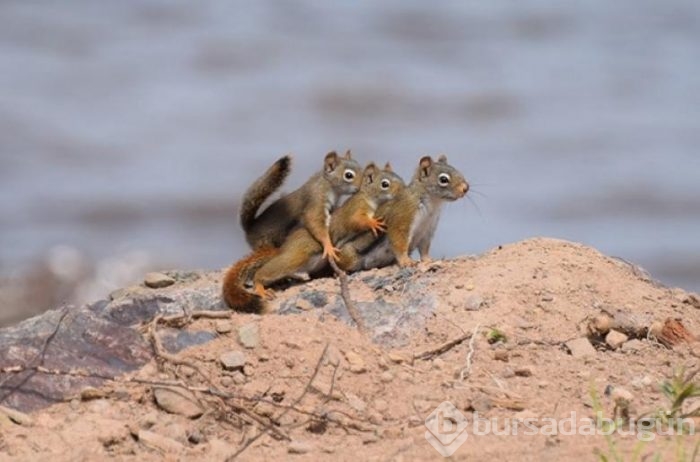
[388,351,410,364]
[432,358,445,370]
[344,350,367,373]
[144,272,175,289]
[220,376,233,388]
[471,395,492,413]
[621,339,645,353]
[605,330,629,350]
[566,337,596,358]
[541,294,554,302]
[0,405,34,426]
[494,350,509,362]
[153,387,204,419]
[238,323,259,349]
[631,375,654,390]
[373,399,389,412]
[611,386,634,404]
[465,294,484,311]
[138,429,185,453]
[380,371,394,383]
[215,321,233,334]
[232,371,247,385]
[220,351,246,370]
[288,440,313,454]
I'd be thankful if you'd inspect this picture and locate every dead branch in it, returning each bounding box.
[413,331,474,361]
[328,259,367,335]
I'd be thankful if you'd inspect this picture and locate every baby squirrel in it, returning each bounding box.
[239,150,363,260]
[336,155,468,271]
[223,163,405,312]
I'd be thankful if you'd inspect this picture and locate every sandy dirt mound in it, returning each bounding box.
[1,237,700,461]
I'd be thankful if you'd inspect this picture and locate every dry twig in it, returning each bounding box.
[328,259,368,335]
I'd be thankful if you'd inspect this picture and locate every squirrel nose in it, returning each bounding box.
[460,182,469,196]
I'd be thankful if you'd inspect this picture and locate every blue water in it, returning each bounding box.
[1,0,698,291]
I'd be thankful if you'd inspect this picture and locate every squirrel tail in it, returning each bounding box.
[222,247,278,313]
[239,155,292,234]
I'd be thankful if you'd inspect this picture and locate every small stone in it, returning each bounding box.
[295,299,313,311]
[153,387,204,419]
[388,351,410,364]
[541,294,554,302]
[465,283,475,291]
[611,386,634,404]
[232,372,247,385]
[454,283,464,289]
[621,339,645,353]
[215,321,233,334]
[515,367,533,377]
[465,294,484,311]
[631,375,654,390]
[80,386,107,401]
[0,405,33,426]
[288,440,313,454]
[220,351,246,370]
[502,367,516,378]
[471,395,492,413]
[566,337,597,358]
[344,350,367,373]
[238,323,259,349]
[220,376,233,388]
[144,272,175,289]
[373,399,389,412]
[432,358,445,370]
[188,429,205,444]
[138,430,184,453]
[494,350,509,362]
[605,330,629,350]
[345,393,367,413]
[408,416,423,427]
[380,371,394,383]
[285,357,295,368]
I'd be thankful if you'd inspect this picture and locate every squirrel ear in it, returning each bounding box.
[437,154,448,164]
[324,151,339,172]
[344,149,352,159]
[419,156,433,177]
[384,162,393,172]
[364,163,377,183]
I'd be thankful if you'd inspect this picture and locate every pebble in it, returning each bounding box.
[0,405,33,426]
[153,387,204,419]
[220,376,233,388]
[515,367,533,377]
[215,321,233,334]
[373,399,389,412]
[220,351,246,371]
[541,294,554,302]
[380,371,394,383]
[465,294,484,311]
[288,440,313,454]
[345,393,367,413]
[494,350,509,362]
[238,323,259,349]
[432,358,445,370]
[232,371,247,385]
[187,429,205,444]
[388,351,410,364]
[144,272,175,289]
[138,430,185,453]
[605,330,629,350]
[566,337,597,358]
[621,339,645,353]
[80,386,107,401]
[344,350,367,373]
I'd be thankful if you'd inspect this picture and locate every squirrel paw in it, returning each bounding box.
[253,283,275,300]
[322,242,341,262]
[396,255,417,268]
[368,217,387,236]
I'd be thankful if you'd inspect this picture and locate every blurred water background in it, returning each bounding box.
[1,0,699,325]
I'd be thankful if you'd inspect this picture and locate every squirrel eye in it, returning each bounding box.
[380,179,390,190]
[344,169,356,181]
[438,173,451,186]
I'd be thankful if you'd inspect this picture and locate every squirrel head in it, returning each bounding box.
[323,150,363,195]
[411,155,469,201]
[360,162,406,205]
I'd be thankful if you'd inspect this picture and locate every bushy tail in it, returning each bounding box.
[240,155,292,233]
[222,247,278,313]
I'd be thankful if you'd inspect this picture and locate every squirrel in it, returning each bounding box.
[336,155,468,272]
[222,162,405,312]
[239,150,363,261]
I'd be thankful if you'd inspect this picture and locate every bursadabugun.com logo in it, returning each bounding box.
[425,401,696,457]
